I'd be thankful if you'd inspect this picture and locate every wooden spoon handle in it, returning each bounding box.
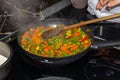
[64,13,120,30]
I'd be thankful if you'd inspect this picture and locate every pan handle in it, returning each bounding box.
[91,40,120,49]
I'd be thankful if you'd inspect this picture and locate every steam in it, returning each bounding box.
[0,0,42,30]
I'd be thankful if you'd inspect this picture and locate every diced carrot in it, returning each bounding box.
[73,32,80,37]
[31,31,41,44]
[60,46,67,51]
[82,40,91,48]
[35,39,41,44]
[60,45,71,54]
[54,51,62,57]
[20,41,28,45]
[32,32,40,38]
[22,32,30,38]
[64,50,71,54]
[71,44,78,50]
[66,44,71,49]
[35,28,40,33]
[42,53,49,57]
[43,46,51,52]
[78,35,88,42]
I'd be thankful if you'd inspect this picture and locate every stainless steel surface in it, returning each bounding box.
[0,42,10,58]
[39,0,71,20]
[94,36,120,50]
[35,77,72,80]
[0,41,12,80]
[0,29,20,42]
[91,40,120,49]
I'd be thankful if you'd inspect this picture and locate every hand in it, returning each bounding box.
[71,0,88,9]
[96,0,120,10]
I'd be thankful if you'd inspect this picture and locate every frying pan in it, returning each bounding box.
[17,18,120,68]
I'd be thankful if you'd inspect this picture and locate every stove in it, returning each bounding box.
[1,3,120,80]
[84,57,120,80]
[0,6,90,80]
[6,26,120,80]
[7,38,120,80]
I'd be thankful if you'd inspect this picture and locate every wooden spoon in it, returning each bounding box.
[42,13,120,39]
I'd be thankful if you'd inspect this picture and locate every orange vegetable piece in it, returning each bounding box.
[44,46,51,52]
[82,40,91,48]
[60,45,71,54]
[79,35,88,42]
[20,41,28,45]
[35,28,40,33]
[42,53,50,57]
[73,32,80,37]
[64,50,71,54]
[22,32,30,38]
[71,44,78,50]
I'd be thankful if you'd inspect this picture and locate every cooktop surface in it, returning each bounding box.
[6,23,120,80]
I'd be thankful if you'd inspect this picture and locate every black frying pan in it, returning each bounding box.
[17,18,120,68]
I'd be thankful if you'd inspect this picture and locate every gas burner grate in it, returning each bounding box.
[84,47,120,80]
[97,48,120,64]
[84,58,120,80]
[0,12,19,42]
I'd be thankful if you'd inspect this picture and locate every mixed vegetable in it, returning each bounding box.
[20,25,92,58]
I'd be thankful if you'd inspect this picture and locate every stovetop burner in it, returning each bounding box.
[84,60,120,80]
[97,48,120,64]
[83,32,120,80]
[1,4,120,80]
